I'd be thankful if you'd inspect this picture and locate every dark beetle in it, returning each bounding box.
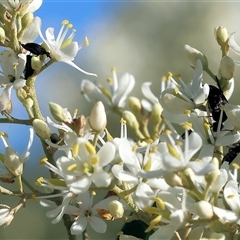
[222,142,240,164]
[21,42,51,58]
[207,83,228,132]
[24,55,34,79]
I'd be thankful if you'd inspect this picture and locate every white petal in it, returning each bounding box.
[88,216,107,233]
[112,73,135,107]
[97,142,115,167]
[141,82,159,104]
[71,217,88,235]
[92,171,111,187]
[213,206,239,222]
[64,60,97,77]
[229,32,240,55]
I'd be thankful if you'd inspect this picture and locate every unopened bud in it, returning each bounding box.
[49,102,65,122]
[122,111,139,131]
[128,96,141,114]
[21,12,33,29]
[4,147,23,177]
[0,27,5,43]
[194,201,213,219]
[214,26,229,47]
[31,56,42,71]
[108,200,124,218]
[184,45,208,69]
[32,119,51,140]
[151,103,163,125]
[164,172,183,187]
[0,205,14,227]
[89,101,107,132]
[218,55,235,80]
[22,98,33,109]
[16,88,27,102]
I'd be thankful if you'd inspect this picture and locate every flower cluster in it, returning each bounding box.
[1,2,240,240]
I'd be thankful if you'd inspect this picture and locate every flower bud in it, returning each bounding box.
[108,200,124,218]
[4,147,23,177]
[16,88,27,102]
[218,55,235,80]
[194,201,213,219]
[0,205,14,227]
[151,103,163,125]
[0,27,5,44]
[31,56,42,71]
[122,111,139,131]
[32,119,51,140]
[22,98,33,109]
[214,26,229,47]
[184,45,208,69]
[88,101,107,132]
[128,96,141,114]
[49,102,65,122]
[164,172,183,187]
[21,12,33,29]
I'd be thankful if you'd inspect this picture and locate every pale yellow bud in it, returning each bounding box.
[0,205,14,227]
[21,12,33,29]
[32,119,51,140]
[184,45,208,69]
[194,201,213,219]
[4,147,23,177]
[164,172,183,187]
[0,27,5,43]
[22,98,33,109]
[16,88,27,102]
[151,103,163,124]
[122,111,139,131]
[88,101,107,132]
[214,26,229,47]
[49,102,65,122]
[128,96,141,114]
[108,200,124,218]
[218,55,235,80]
[31,56,42,71]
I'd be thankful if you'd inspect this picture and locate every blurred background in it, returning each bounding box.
[1,0,240,239]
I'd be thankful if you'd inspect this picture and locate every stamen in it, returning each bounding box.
[67,163,78,172]
[62,20,69,25]
[91,156,99,165]
[167,72,173,80]
[39,157,48,166]
[85,142,96,155]
[67,24,73,29]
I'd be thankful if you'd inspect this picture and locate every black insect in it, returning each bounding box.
[21,42,51,58]
[24,55,34,79]
[181,129,193,139]
[207,80,228,132]
[222,141,240,164]
[50,133,60,144]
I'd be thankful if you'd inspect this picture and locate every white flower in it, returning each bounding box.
[35,17,96,76]
[160,60,209,114]
[0,128,34,181]
[213,180,240,223]
[56,140,116,194]
[0,205,14,227]
[81,69,135,108]
[3,0,42,13]
[149,189,191,240]
[65,191,117,235]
